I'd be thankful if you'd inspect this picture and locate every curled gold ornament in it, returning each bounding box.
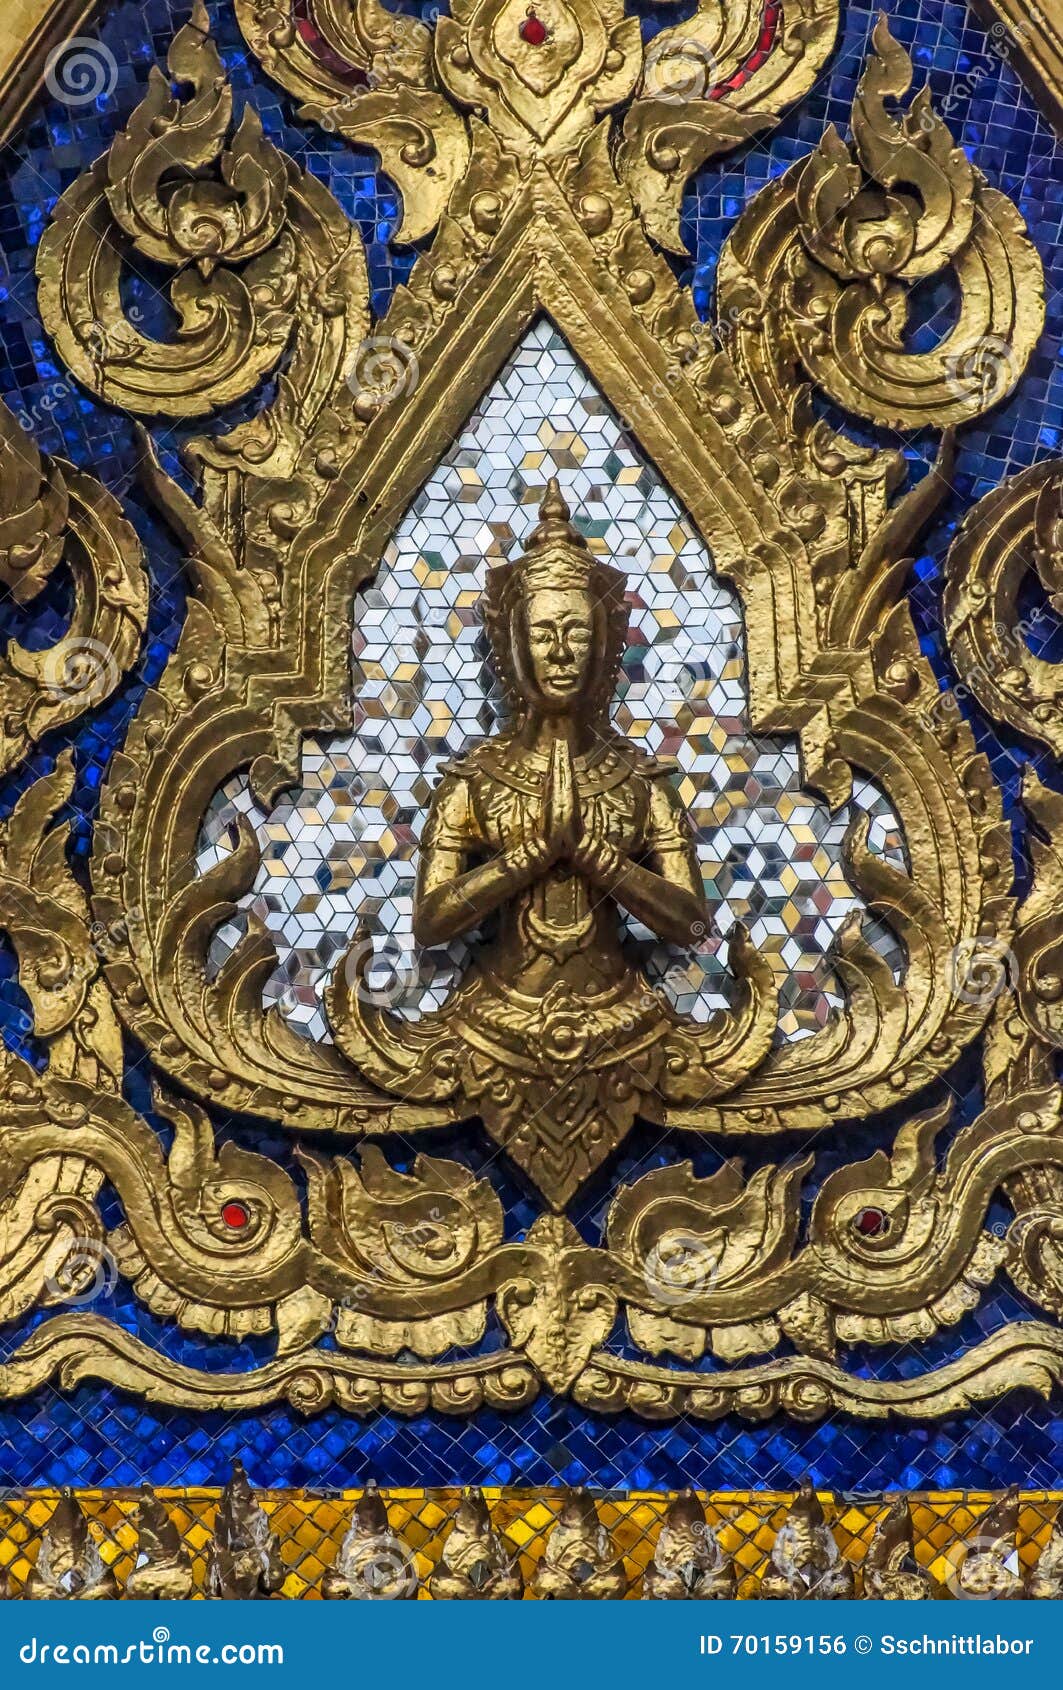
[944,461,1063,759]
[5,0,1056,1426]
[304,1146,503,1358]
[237,0,470,243]
[436,0,641,157]
[0,759,116,1333]
[37,1,298,419]
[619,0,840,255]
[719,17,1045,434]
[1013,771,1063,1053]
[0,403,147,777]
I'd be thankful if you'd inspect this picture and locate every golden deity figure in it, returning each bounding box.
[328,480,776,1209]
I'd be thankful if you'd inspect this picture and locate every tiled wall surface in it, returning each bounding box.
[0,0,1061,1494]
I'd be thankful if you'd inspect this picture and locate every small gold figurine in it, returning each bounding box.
[759,1479,853,1600]
[322,1481,418,1600]
[25,1491,117,1599]
[533,1489,626,1599]
[957,1488,1023,1599]
[205,1460,284,1599]
[329,481,775,1209]
[1026,1501,1063,1599]
[862,1500,930,1600]
[125,1486,194,1600]
[642,1490,735,1599]
[429,1487,523,1600]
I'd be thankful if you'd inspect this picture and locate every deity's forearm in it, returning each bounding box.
[413,841,551,947]
[577,840,707,948]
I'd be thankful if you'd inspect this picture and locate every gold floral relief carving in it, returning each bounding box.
[0,402,147,774]
[0,0,1060,1423]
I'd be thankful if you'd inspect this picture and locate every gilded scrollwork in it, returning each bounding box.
[944,461,1063,759]
[235,0,470,242]
[0,0,1058,1428]
[618,0,839,255]
[304,1146,503,1356]
[0,757,115,1331]
[35,0,355,422]
[0,402,147,776]
[719,18,1045,437]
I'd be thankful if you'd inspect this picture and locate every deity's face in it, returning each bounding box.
[521,587,595,711]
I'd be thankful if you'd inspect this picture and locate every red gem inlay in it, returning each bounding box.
[520,12,548,44]
[854,1207,889,1239]
[222,1201,250,1230]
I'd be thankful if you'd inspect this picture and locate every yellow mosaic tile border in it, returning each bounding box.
[0,1489,1058,1598]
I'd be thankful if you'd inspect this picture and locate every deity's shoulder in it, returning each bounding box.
[422,752,486,848]
[436,738,505,784]
[592,735,680,790]
[439,735,541,795]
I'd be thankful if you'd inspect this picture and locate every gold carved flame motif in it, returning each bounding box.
[0,0,1061,1426]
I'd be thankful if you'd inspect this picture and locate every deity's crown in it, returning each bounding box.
[516,477,596,594]
[484,476,627,718]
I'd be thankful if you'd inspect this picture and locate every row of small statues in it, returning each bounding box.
[4,1467,1061,1600]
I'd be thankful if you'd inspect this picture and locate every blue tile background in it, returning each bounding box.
[0,0,1062,1492]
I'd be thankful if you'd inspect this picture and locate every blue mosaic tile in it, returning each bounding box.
[0,0,1061,1494]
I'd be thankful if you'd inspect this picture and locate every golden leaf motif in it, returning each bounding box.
[719,17,1045,434]
[0,404,147,777]
[37,0,299,418]
[619,0,839,254]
